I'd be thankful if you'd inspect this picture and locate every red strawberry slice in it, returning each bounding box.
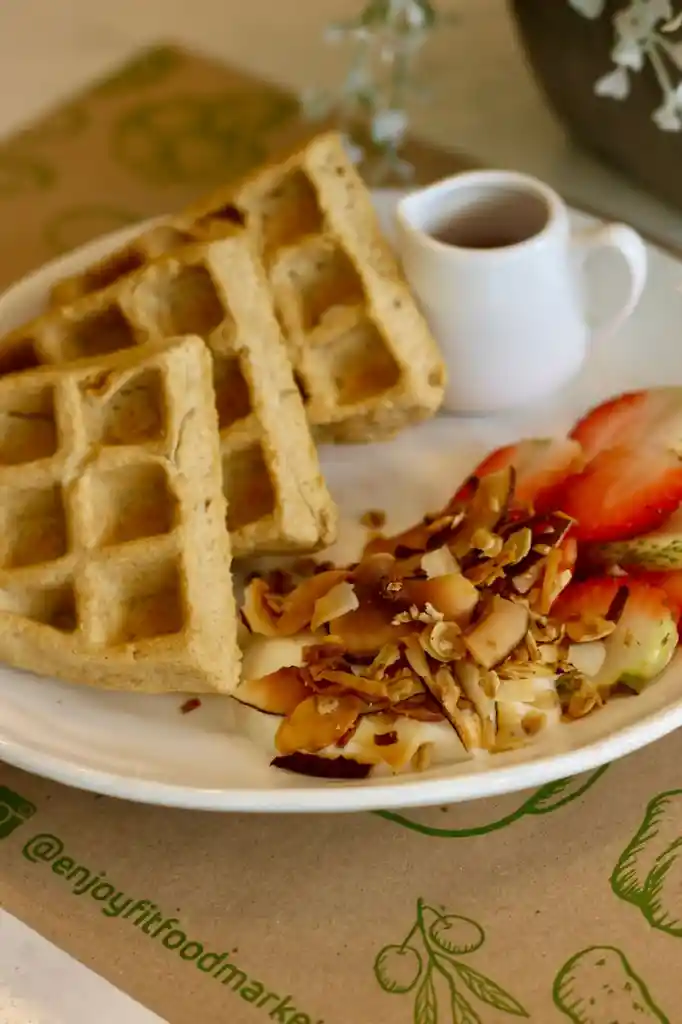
[629,570,682,626]
[453,438,583,512]
[552,575,672,624]
[558,445,682,543]
[571,389,682,463]
[552,576,626,622]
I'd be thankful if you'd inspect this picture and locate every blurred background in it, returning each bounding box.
[0,0,681,246]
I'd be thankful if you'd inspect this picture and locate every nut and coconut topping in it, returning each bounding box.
[236,467,676,778]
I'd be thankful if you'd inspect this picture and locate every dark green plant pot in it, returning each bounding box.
[510,0,682,211]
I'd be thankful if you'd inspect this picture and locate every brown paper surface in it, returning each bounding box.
[0,44,681,1024]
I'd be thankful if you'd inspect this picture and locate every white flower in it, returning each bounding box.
[370,108,409,145]
[595,66,631,99]
[612,36,645,69]
[653,98,682,130]
[573,0,682,133]
[568,0,606,17]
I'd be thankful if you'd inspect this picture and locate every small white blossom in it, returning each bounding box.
[568,0,606,17]
[570,0,682,132]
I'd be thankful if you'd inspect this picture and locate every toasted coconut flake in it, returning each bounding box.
[276,694,364,755]
[511,564,543,595]
[539,548,573,614]
[332,600,415,657]
[451,468,514,559]
[405,573,479,624]
[311,581,359,632]
[464,597,529,669]
[367,642,402,679]
[235,668,313,716]
[392,695,444,722]
[537,642,560,665]
[455,660,498,747]
[496,677,544,702]
[503,527,534,565]
[567,640,606,677]
[470,528,504,557]
[403,634,433,682]
[242,577,282,636]
[277,569,350,635]
[421,546,460,578]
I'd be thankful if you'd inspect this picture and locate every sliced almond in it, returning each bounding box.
[421,546,460,579]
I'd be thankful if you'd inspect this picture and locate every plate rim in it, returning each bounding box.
[1,190,681,813]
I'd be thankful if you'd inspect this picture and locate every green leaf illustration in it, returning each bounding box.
[414,967,438,1024]
[522,766,610,816]
[450,986,481,1024]
[451,961,529,1017]
[374,766,609,838]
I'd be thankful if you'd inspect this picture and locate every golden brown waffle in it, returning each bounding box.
[2,234,337,557]
[48,132,446,443]
[0,334,240,694]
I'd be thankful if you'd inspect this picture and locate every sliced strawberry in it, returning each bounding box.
[557,445,682,543]
[552,577,625,622]
[553,576,677,691]
[629,570,682,626]
[453,438,583,513]
[571,389,682,462]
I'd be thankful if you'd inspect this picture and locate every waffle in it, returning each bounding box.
[48,132,447,443]
[0,334,240,694]
[1,235,337,558]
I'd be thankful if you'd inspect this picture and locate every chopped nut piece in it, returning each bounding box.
[360,509,387,529]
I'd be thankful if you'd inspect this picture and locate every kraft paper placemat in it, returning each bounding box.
[0,43,681,1024]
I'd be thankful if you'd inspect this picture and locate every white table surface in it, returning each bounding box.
[2,0,682,1021]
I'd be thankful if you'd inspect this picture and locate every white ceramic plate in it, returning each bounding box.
[1,190,682,814]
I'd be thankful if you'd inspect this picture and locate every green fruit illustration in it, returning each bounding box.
[0,153,55,198]
[430,914,484,955]
[44,205,140,255]
[112,90,297,186]
[94,46,182,96]
[374,944,422,994]
[554,945,669,1023]
[611,789,682,937]
[374,900,527,1020]
[374,766,609,839]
